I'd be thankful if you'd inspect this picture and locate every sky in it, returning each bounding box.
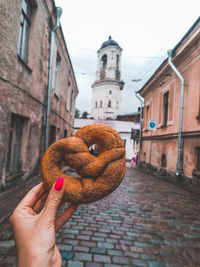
[55,0,199,115]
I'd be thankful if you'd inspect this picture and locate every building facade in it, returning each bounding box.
[139,17,200,184]
[0,0,78,184]
[117,109,141,123]
[89,36,124,120]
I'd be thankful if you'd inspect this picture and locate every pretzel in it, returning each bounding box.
[41,123,126,204]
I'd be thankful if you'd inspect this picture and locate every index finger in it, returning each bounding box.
[18,182,46,208]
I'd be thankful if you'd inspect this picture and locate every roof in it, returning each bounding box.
[100,35,121,50]
[74,119,140,133]
[173,16,200,55]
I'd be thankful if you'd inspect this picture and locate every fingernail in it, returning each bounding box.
[54,177,64,191]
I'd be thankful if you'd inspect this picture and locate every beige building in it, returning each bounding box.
[139,17,200,184]
[0,0,78,184]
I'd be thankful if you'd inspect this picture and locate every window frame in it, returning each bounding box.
[163,91,169,126]
[101,54,107,70]
[70,90,74,115]
[6,114,25,175]
[66,80,71,112]
[54,52,61,97]
[17,0,31,63]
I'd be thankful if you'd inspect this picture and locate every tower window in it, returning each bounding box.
[109,90,112,95]
[116,55,119,70]
[101,55,107,70]
[100,101,102,108]
[108,100,111,108]
[95,101,98,108]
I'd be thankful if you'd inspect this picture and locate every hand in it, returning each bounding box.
[10,177,78,267]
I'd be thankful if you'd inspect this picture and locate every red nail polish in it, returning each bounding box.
[54,177,64,191]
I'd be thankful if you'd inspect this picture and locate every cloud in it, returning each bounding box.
[55,0,200,114]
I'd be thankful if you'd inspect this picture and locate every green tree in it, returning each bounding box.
[75,108,80,118]
[81,111,89,119]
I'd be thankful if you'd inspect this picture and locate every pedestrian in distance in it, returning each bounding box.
[10,177,78,267]
[131,152,137,166]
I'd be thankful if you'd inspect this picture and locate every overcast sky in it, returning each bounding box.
[55,0,199,115]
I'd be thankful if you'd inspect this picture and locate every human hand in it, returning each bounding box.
[10,177,78,267]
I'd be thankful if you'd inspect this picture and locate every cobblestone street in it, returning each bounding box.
[1,164,200,266]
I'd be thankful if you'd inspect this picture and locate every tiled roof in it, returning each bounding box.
[74,119,140,133]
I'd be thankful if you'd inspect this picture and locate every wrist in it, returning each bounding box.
[18,252,49,267]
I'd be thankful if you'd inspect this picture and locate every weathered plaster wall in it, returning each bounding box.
[0,0,77,182]
[140,23,200,180]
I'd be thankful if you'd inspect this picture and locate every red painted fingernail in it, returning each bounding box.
[54,177,64,191]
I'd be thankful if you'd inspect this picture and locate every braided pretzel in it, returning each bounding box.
[41,123,126,204]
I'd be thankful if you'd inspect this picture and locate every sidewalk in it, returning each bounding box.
[1,165,200,266]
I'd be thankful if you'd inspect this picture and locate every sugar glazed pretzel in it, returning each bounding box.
[41,123,126,204]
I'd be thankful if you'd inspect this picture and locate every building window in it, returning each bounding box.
[108,100,111,107]
[163,91,169,126]
[49,125,56,146]
[196,147,200,171]
[17,0,31,63]
[64,129,68,138]
[109,90,112,95]
[197,89,200,120]
[6,114,25,175]
[66,80,71,111]
[95,101,98,108]
[56,128,60,141]
[70,90,74,114]
[146,105,149,128]
[100,101,102,108]
[161,153,166,167]
[54,53,61,96]
[123,139,126,147]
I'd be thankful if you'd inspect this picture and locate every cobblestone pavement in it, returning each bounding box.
[1,164,200,266]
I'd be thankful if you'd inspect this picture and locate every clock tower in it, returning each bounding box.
[90,36,124,120]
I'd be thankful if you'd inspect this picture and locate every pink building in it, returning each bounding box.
[0,0,78,185]
[139,17,200,187]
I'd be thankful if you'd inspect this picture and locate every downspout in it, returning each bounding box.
[45,7,62,151]
[167,49,184,176]
[135,92,143,166]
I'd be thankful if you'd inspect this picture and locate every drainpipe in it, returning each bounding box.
[135,92,143,166]
[167,49,184,176]
[45,7,62,151]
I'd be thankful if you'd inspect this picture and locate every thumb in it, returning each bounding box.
[42,177,64,221]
